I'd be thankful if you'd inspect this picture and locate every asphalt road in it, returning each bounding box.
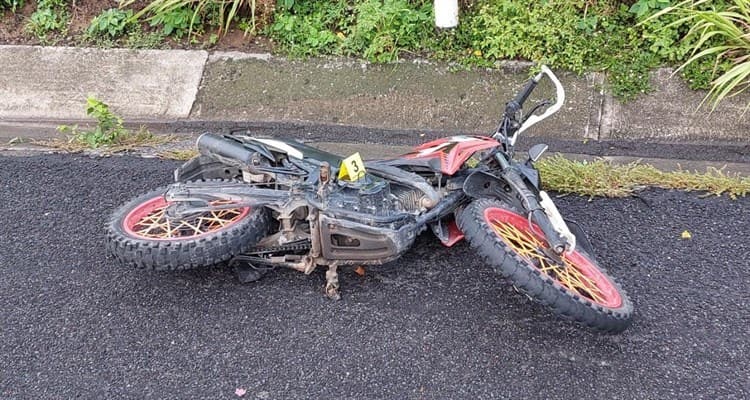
[1,153,748,399]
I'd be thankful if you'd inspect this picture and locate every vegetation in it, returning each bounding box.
[0,0,23,12]
[87,8,136,39]
[537,155,749,199]
[120,0,269,37]
[147,6,193,38]
[53,96,171,151]
[650,0,750,110]
[269,0,434,62]
[346,0,433,62]
[26,0,68,43]
[5,1,749,103]
[158,148,199,160]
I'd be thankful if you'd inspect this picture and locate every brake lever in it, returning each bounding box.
[522,99,553,123]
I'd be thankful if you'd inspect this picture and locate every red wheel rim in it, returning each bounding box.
[123,196,250,241]
[484,207,622,309]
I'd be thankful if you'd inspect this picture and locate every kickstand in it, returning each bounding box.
[325,264,341,300]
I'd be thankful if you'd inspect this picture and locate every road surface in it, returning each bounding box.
[1,154,748,399]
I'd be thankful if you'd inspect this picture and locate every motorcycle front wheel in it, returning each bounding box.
[105,184,269,271]
[457,198,633,333]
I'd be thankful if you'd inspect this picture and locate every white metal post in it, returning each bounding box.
[435,0,459,28]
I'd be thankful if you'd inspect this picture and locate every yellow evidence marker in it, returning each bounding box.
[338,152,367,181]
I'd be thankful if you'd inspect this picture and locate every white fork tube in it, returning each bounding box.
[538,191,576,253]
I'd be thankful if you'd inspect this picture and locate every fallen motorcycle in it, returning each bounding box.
[106,65,633,333]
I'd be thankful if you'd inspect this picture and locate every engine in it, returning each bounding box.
[318,175,424,264]
[327,176,395,216]
[326,175,427,217]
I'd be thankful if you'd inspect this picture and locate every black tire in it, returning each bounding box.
[105,185,269,271]
[457,198,633,333]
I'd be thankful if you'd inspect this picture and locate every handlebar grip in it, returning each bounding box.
[512,79,538,108]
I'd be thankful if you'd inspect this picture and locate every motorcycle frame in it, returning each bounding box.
[167,153,468,273]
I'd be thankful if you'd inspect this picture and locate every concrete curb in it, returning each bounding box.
[0,45,207,120]
[0,45,748,146]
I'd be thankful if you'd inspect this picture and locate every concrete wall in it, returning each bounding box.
[1,46,748,144]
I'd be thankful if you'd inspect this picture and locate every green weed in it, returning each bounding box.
[269,0,434,62]
[25,0,68,43]
[54,97,171,152]
[346,0,433,62]
[148,6,192,38]
[124,26,166,49]
[268,0,347,58]
[87,8,135,39]
[629,0,671,18]
[121,0,262,38]
[58,97,130,148]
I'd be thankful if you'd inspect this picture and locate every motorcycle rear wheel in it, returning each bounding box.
[457,198,633,333]
[105,184,269,271]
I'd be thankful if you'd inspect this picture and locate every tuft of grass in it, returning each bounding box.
[7,137,25,145]
[121,0,261,38]
[648,0,750,111]
[35,128,174,154]
[158,148,198,160]
[36,96,174,153]
[0,0,23,12]
[537,155,750,199]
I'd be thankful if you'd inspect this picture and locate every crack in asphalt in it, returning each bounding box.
[0,154,748,399]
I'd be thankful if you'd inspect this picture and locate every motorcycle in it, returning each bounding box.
[106,65,633,333]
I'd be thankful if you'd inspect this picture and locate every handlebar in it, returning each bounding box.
[498,65,565,147]
[510,75,541,111]
[515,65,565,135]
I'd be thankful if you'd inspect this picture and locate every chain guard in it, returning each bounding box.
[245,239,313,257]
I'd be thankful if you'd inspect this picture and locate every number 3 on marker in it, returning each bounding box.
[338,152,366,181]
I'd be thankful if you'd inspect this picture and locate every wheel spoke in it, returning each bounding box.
[127,198,247,240]
[489,215,611,306]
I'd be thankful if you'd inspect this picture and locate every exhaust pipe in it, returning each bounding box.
[196,132,255,167]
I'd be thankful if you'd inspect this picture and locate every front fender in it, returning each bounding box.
[462,170,522,209]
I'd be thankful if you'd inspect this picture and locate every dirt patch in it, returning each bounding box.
[0,0,275,52]
[0,1,35,45]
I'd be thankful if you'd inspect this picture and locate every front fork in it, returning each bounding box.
[494,153,576,255]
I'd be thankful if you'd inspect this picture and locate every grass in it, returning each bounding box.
[31,96,176,153]
[657,0,750,111]
[158,148,198,160]
[34,128,175,154]
[537,155,750,199]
